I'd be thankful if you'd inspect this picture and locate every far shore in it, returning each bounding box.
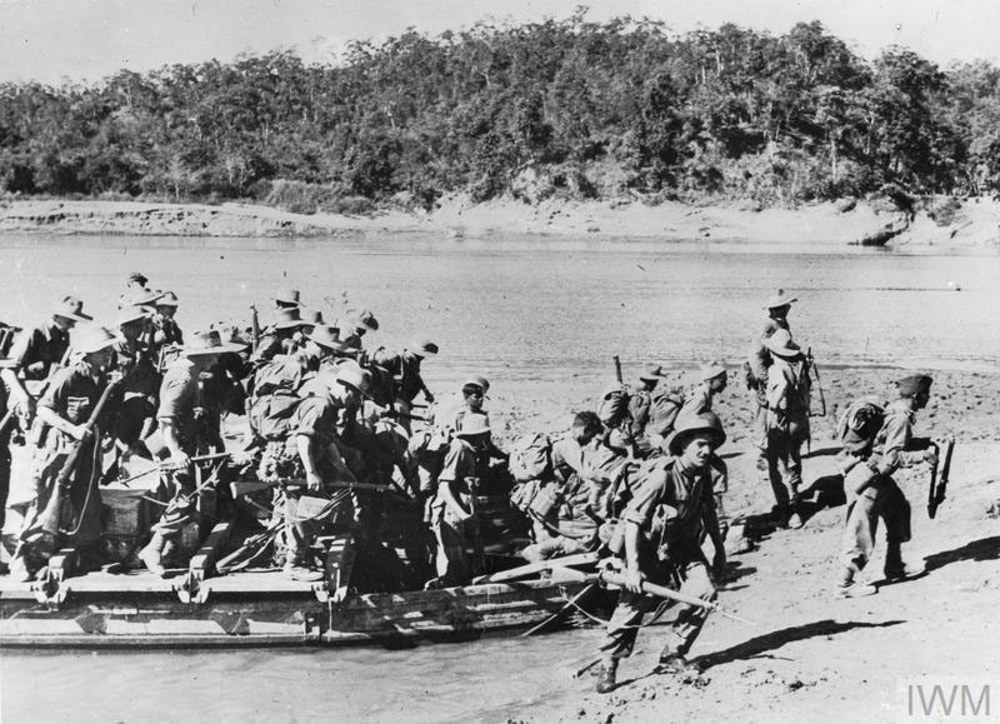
[2,195,1000,249]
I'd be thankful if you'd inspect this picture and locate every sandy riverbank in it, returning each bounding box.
[2,195,1000,248]
[479,364,1000,723]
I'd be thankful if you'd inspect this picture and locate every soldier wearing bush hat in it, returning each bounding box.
[680,361,728,419]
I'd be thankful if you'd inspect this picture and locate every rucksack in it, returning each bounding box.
[508,432,553,483]
[247,357,308,441]
[647,390,684,438]
[838,398,885,455]
[248,391,302,441]
[597,383,630,428]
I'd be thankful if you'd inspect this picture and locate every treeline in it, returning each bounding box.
[3,13,1000,210]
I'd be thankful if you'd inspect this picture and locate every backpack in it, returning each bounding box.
[597,383,630,428]
[508,432,553,483]
[648,390,684,438]
[247,357,307,441]
[838,398,885,455]
[248,392,302,442]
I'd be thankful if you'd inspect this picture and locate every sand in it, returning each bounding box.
[483,365,1000,723]
[3,194,1000,249]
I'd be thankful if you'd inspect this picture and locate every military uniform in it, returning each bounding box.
[762,351,810,517]
[840,397,927,583]
[599,455,724,662]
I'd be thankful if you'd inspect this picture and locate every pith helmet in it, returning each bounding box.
[335,365,373,398]
[665,411,727,456]
[456,412,491,437]
[75,325,118,355]
[895,374,933,397]
[53,296,94,323]
[764,289,798,310]
[764,329,802,359]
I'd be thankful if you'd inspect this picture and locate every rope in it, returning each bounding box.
[58,425,103,537]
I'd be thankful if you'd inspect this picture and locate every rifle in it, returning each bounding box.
[250,304,260,354]
[39,375,122,537]
[927,438,955,519]
[597,566,755,626]
[806,347,827,418]
[466,476,487,574]
[613,355,623,384]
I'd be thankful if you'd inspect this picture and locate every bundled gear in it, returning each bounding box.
[508,432,553,483]
[838,398,886,457]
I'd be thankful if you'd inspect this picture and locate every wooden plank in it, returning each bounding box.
[188,521,232,580]
[472,551,599,584]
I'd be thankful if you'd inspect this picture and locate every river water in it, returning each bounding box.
[0,234,998,722]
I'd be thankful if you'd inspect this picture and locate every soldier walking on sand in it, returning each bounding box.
[680,361,728,418]
[835,374,937,598]
[746,289,797,460]
[595,411,728,694]
[760,330,811,528]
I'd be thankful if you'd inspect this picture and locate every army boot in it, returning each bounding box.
[595,659,618,694]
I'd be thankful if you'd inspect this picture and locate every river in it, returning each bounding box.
[0,234,997,722]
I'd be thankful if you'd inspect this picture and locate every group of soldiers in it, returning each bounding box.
[0,280,939,695]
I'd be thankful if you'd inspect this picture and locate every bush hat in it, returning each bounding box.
[75,325,118,355]
[411,340,439,357]
[764,289,798,310]
[184,329,246,357]
[895,374,933,397]
[53,296,94,323]
[639,364,666,382]
[699,361,727,382]
[274,307,310,330]
[274,289,301,306]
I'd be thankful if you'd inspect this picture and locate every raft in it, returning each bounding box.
[0,567,597,648]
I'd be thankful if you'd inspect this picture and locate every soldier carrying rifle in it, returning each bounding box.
[835,374,937,598]
[10,326,120,581]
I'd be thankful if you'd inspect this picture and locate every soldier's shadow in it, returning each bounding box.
[923,535,1000,573]
[692,618,905,671]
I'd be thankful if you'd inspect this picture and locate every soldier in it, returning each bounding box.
[835,375,936,598]
[747,289,797,468]
[138,330,245,576]
[520,411,610,562]
[375,340,438,423]
[10,326,120,580]
[680,361,728,418]
[339,309,379,351]
[428,412,492,586]
[251,307,312,366]
[112,306,160,449]
[595,411,728,694]
[761,330,811,528]
[627,364,666,452]
[280,365,370,581]
[150,291,184,348]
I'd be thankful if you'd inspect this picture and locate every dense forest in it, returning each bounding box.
[3,13,1000,212]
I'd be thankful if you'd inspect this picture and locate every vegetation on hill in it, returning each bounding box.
[3,12,1000,211]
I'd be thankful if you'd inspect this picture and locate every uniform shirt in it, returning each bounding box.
[871,399,925,476]
[156,360,202,449]
[438,437,487,495]
[114,339,160,397]
[622,456,725,548]
[9,322,70,380]
[627,387,653,436]
[679,383,713,419]
[376,351,427,403]
[551,437,584,481]
[765,356,810,421]
[748,317,791,383]
[291,394,338,445]
[39,361,107,426]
